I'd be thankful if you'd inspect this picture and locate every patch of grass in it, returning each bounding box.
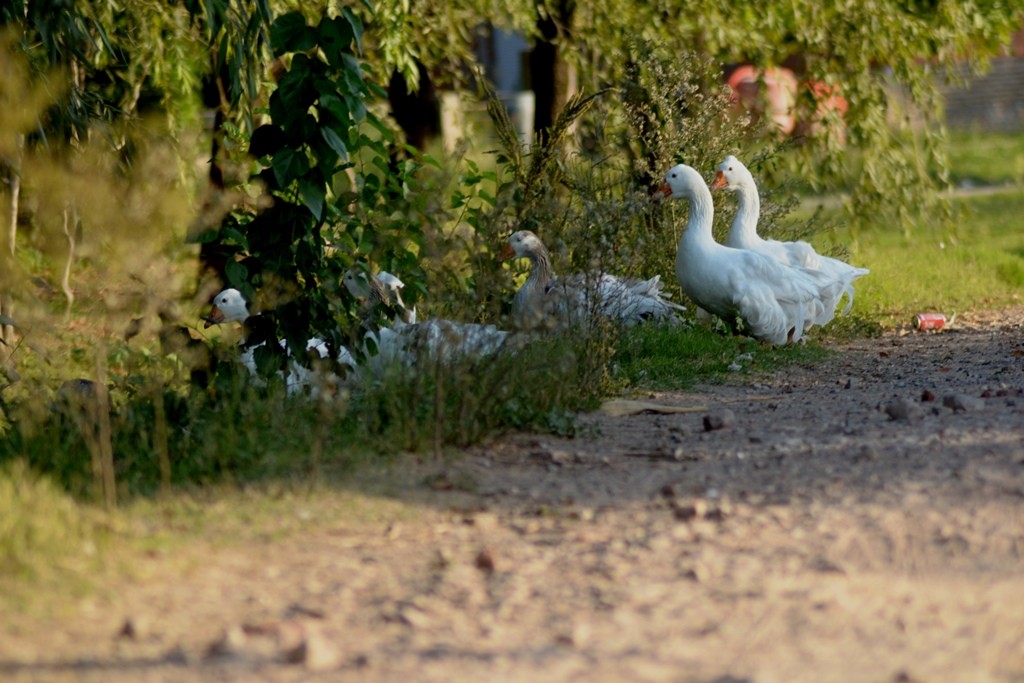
[838,191,1024,326]
[0,461,107,610]
[613,323,831,391]
[0,328,612,500]
[945,130,1024,187]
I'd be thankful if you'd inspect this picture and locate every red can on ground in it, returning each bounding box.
[915,313,946,330]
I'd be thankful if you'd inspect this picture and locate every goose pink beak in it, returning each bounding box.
[203,305,225,328]
[710,171,728,190]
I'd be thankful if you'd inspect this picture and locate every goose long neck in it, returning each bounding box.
[514,240,553,319]
[680,183,716,247]
[525,242,554,289]
[730,181,761,242]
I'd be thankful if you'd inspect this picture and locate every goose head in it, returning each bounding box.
[342,267,374,300]
[658,163,706,200]
[710,155,752,192]
[204,288,250,327]
[499,230,547,262]
[376,272,405,294]
[343,267,406,306]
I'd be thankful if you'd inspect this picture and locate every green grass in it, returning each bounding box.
[614,323,832,391]
[945,130,1024,187]
[830,191,1024,326]
[0,461,109,610]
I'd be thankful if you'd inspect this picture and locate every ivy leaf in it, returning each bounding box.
[221,226,249,248]
[317,15,354,68]
[271,12,316,56]
[272,148,310,188]
[319,92,350,126]
[271,59,316,131]
[320,126,349,161]
[249,123,286,158]
[224,260,249,289]
[331,230,357,253]
[342,7,364,54]
[298,175,326,222]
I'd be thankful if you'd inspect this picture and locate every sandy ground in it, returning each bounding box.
[3,309,1024,683]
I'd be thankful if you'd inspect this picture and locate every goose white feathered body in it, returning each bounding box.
[713,155,869,315]
[364,318,509,367]
[341,268,508,365]
[500,230,685,330]
[660,164,842,344]
[205,288,356,394]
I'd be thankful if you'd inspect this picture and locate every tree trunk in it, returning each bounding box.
[196,106,229,289]
[1,135,23,359]
[529,2,576,142]
[387,62,441,152]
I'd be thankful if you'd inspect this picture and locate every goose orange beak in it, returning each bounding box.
[710,171,728,190]
[498,243,516,262]
[203,305,225,328]
[653,181,671,200]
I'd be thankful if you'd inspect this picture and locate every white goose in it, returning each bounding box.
[499,230,685,331]
[712,155,869,314]
[659,164,843,344]
[204,288,356,394]
[342,267,417,327]
[381,318,511,365]
[340,268,509,365]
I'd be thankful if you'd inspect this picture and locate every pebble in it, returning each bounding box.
[853,444,877,463]
[474,548,497,574]
[882,397,922,421]
[702,408,736,431]
[117,617,147,640]
[942,393,985,412]
[282,625,342,671]
[205,626,248,660]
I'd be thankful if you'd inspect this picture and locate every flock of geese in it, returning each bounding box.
[203,155,868,394]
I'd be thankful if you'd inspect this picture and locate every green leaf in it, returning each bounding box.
[225,260,249,289]
[345,94,367,122]
[320,126,349,161]
[272,58,317,130]
[221,226,249,248]
[189,228,220,245]
[271,12,316,55]
[249,124,286,158]
[318,16,354,68]
[319,93,350,125]
[298,176,326,221]
[272,148,310,187]
[342,7,364,54]
[255,0,273,25]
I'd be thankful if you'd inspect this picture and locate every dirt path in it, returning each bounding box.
[4,311,1024,683]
